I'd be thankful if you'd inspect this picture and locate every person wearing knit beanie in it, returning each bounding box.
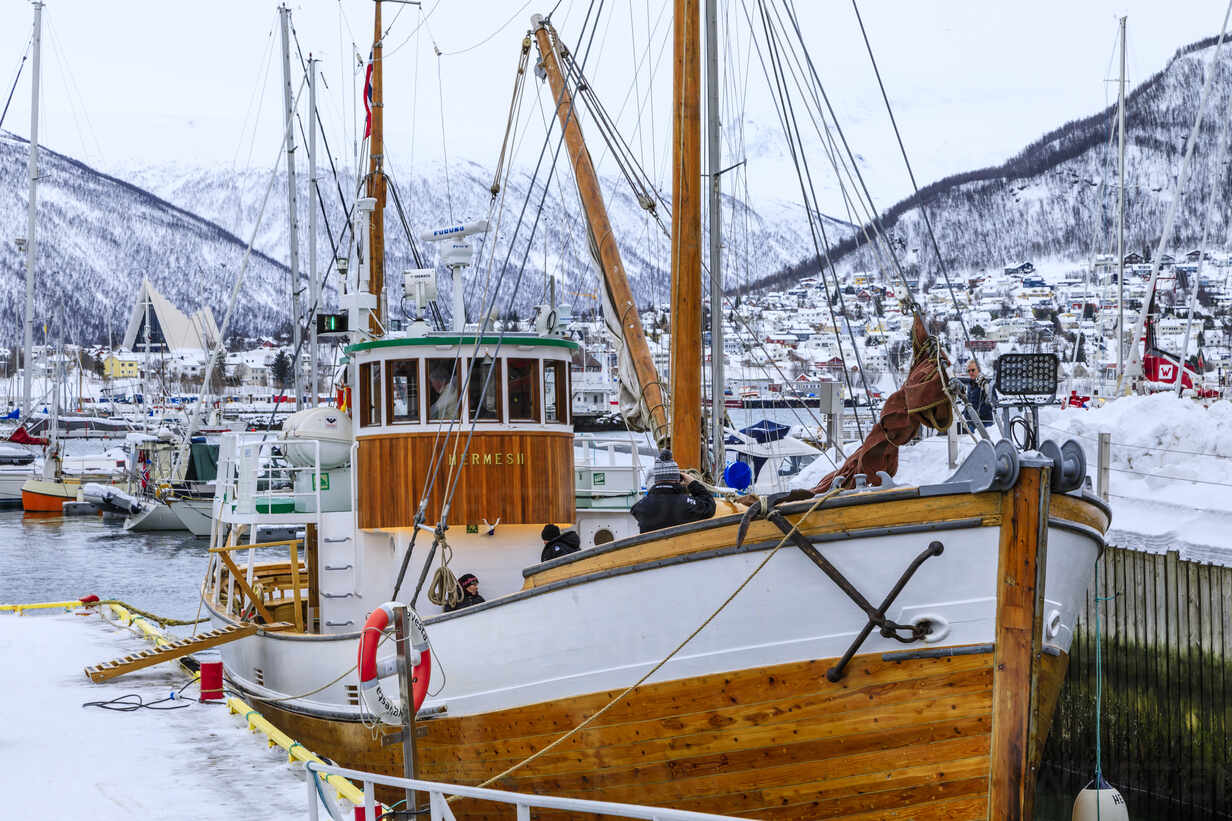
[631,450,716,534]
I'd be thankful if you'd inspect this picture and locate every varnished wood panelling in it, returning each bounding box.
[987,465,1050,821]
[247,646,1076,820]
[357,431,573,528]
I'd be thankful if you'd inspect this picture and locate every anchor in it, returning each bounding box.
[740,491,945,681]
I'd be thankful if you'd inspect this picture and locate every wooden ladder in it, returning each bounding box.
[84,622,294,683]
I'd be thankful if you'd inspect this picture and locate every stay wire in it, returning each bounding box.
[775,1,921,319]
[763,4,880,416]
[749,0,867,437]
[0,37,30,133]
[848,0,971,351]
[430,0,605,539]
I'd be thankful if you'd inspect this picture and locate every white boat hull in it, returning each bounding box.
[169,497,213,537]
[207,500,1101,722]
[123,499,186,532]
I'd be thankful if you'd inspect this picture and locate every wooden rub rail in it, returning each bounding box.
[85,622,293,683]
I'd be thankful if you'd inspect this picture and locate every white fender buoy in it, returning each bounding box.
[1072,777,1129,821]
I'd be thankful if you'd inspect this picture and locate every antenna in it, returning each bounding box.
[420,220,490,331]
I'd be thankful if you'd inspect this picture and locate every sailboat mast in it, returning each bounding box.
[1116,16,1126,387]
[670,0,702,471]
[279,6,304,409]
[367,1,387,335]
[23,1,43,422]
[308,55,320,406]
[704,0,723,472]
[529,18,670,446]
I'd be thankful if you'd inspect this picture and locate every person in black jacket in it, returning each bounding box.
[540,524,582,562]
[631,450,716,534]
[444,573,485,612]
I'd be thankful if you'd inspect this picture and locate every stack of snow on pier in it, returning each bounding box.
[1039,394,1232,562]
[791,393,1232,562]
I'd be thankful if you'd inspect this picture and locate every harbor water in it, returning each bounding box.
[0,508,209,625]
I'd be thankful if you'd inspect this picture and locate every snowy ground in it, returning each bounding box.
[0,610,310,820]
[795,394,1232,562]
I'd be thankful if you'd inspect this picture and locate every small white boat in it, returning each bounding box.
[0,444,38,506]
[123,498,186,531]
[168,494,213,537]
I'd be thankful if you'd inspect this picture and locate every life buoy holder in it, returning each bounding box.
[357,602,431,725]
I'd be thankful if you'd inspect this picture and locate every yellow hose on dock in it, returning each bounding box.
[4,597,363,807]
[0,600,85,615]
[229,696,365,806]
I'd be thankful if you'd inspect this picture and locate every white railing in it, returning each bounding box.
[574,434,642,497]
[215,433,322,523]
[305,761,750,821]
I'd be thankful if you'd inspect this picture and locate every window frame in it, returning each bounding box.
[425,357,463,422]
[506,358,540,422]
[544,358,569,425]
[466,357,504,422]
[385,358,422,425]
[359,361,382,428]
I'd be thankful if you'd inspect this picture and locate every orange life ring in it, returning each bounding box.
[357,602,431,725]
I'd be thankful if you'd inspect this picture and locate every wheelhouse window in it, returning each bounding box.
[359,362,382,427]
[468,358,502,421]
[544,359,569,424]
[426,358,461,420]
[386,359,420,424]
[508,358,539,421]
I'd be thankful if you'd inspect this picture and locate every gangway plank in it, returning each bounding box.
[84,622,294,683]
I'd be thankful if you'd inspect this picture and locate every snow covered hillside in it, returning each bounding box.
[120,155,840,327]
[764,35,1232,291]
[0,133,288,347]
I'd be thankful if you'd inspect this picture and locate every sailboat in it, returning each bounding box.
[197,5,1106,819]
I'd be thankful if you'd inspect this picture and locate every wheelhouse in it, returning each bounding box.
[348,334,579,530]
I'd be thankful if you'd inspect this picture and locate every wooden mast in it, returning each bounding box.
[530,18,669,446]
[670,0,702,470]
[367,1,387,335]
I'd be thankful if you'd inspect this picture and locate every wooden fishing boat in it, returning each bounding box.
[199,5,1105,820]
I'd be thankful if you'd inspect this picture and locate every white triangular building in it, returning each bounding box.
[121,278,219,354]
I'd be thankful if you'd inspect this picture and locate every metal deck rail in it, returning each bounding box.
[305,761,751,821]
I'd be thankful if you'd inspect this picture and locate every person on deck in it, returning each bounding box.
[445,573,485,612]
[428,363,460,420]
[540,524,581,562]
[963,359,996,426]
[631,450,716,534]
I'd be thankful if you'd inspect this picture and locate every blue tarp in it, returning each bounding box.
[2,408,18,420]
[739,419,790,444]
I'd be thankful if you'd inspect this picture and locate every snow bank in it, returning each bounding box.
[793,394,1232,561]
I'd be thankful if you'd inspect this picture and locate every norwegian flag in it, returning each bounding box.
[363,57,374,139]
[140,453,152,490]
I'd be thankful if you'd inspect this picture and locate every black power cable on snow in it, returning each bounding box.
[82,679,202,712]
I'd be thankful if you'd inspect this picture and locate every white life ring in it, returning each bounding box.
[357,602,431,725]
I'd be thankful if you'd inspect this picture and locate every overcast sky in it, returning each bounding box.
[0,1,1227,211]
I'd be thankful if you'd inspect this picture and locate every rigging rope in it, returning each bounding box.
[746,0,870,437]
[848,0,973,353]
[470,489,837,792]
[0,38,30,133]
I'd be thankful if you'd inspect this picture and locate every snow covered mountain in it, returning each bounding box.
[120,155,839,328]
[0,127,835,347]
[0,133,289,347]
[762,35,1232,291]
